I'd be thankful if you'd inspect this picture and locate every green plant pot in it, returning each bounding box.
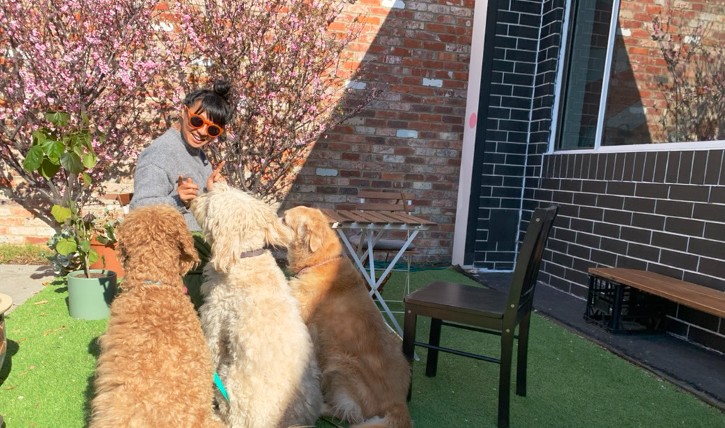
[67,269,117,320]
[0,293,12,370]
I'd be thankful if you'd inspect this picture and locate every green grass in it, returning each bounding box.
[1,269,722,427]
[0,243,51,265]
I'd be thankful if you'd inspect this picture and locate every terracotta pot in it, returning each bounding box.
[90,239,125,278]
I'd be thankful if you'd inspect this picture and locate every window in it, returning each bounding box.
[555,0,724,150]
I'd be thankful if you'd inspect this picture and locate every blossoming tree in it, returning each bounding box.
[177,0,376,201]
[0,0,184,272]
[0,0,183,210]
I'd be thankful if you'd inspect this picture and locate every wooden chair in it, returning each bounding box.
[402,205,558,428]
[348,190,416,296]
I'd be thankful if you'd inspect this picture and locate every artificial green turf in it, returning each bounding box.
[1,278,105,427]
[1,269,722,427]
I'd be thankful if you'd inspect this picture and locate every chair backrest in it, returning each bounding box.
[356,190,413,214]
[504,205,558,322]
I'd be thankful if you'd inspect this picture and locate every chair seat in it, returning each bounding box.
[405,281,507,320]
[349,233,416,251]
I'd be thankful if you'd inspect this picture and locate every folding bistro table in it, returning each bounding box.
[321,208,435,335]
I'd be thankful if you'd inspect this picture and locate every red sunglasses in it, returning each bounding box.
[185,106,224,137]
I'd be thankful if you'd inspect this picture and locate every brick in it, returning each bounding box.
[660,249,699,271]
[620,226,652,244]
[651,231,689,251]
[677,151,694,183]
[669,184,709,202]
[627,242,660,263]
[665,152,681,183]
[607,181,635,196]
[602,209,632,225]
[624,197,656,213]
[635,182,668,199]
[688,237,725,260]
[704,222,725,240]
[691,151,707,185]
[664,217,704,237]
[710,187,725,204]
[655,199,693,218]
[699,257,725,281]
[653,152,667,182]
[704,150,723,185]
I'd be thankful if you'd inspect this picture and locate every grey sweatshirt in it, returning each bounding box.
[130,128,212,231]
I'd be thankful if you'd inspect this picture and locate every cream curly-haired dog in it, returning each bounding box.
[283,206,412,428]
[190,183,322,427]
[90,204,223,428]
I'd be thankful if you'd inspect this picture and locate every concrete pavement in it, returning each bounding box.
[0,264,55,313]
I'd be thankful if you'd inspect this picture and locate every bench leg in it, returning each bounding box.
[610,283,625,332]
[584,275,596,320]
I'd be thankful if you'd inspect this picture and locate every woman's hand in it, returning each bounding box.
[207,161,226,192]
[177,176,200,208]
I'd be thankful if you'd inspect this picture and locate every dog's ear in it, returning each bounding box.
[303,221,324,253]
[265,217,294,248]
[208,220,236,274]
[178,229,201,276]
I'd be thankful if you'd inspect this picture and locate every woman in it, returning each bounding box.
[130,80,233,231]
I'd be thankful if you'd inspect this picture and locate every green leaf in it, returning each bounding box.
[42,140,65,163]
[31,129,49,146]
[50,205,72,223]
[22,145,44,172]
[81,172,92,187]
[88,248,99,265]
[60,152,85,174]
[81,152,97,169]
[78,239,91,254]
[39,159,61,180]
[69,130,91,150]
[55,238,77,256]
[45,111,70,127]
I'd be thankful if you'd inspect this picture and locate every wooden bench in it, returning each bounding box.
[584,267,725,333]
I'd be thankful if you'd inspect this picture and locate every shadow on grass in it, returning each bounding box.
[82,336,102,427]
[0,339,19,386]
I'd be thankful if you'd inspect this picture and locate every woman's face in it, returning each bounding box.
[180,101,223,149]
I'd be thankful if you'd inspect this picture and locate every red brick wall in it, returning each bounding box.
[284,0,475,263]
[0,1,475,264]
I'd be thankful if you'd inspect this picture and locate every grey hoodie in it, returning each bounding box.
[130,127,212,231]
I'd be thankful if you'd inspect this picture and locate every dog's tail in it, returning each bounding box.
[350,402,412,428]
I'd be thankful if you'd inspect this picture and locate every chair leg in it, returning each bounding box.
[516,314,531,397]
[402,307,417,401]
[498,330,515,428]
[425,318,442,377]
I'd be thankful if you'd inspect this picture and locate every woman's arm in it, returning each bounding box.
[130,162,184,210]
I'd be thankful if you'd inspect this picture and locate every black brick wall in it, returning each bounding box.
[469,0,723,352]
[533,150,725,352]
[470,0,564,269]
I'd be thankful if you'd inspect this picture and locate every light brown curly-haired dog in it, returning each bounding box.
[190,183,322,427]
[283,206,412,428]
[89,204,223,428]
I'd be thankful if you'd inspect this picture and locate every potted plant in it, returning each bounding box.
[89,207,125,278]
[24,111,117,320]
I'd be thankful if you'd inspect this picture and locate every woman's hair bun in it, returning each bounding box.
[212,80,231,98]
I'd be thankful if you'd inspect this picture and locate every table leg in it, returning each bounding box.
[335,228,413,336]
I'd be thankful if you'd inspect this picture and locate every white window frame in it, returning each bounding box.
[548,0,725,154]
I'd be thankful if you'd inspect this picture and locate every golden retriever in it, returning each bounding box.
[283,205,412,428]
